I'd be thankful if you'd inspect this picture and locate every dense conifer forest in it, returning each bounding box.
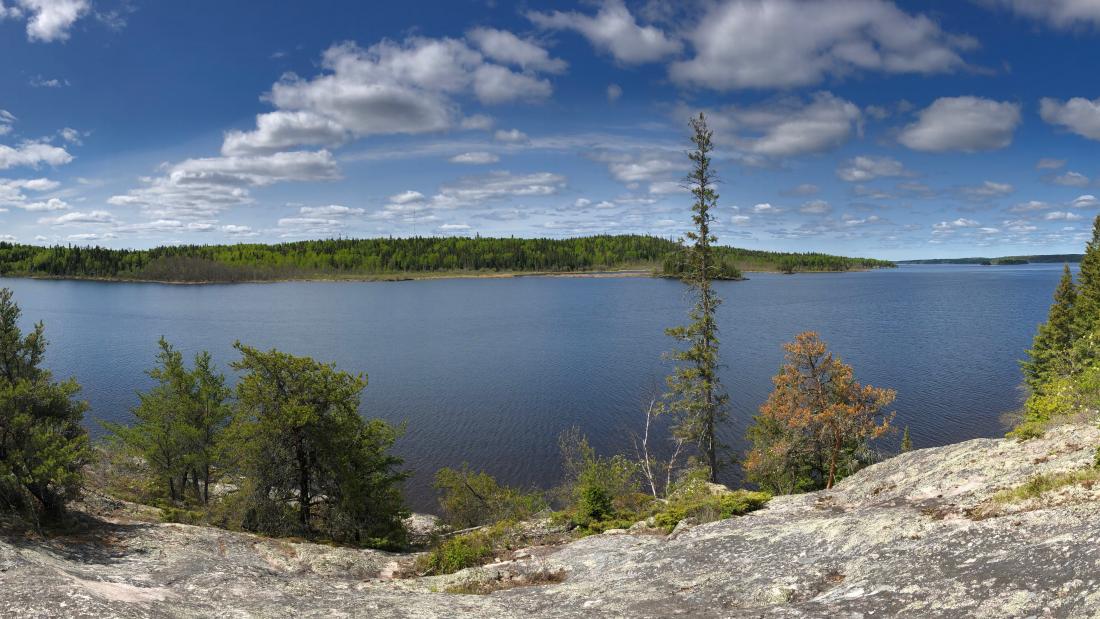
[0,236,893,283]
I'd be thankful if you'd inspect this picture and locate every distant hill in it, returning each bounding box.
[0,236,895,283]
[898,254,1084,265]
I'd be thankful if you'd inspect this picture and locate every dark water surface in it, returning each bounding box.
[0,264,1067,511]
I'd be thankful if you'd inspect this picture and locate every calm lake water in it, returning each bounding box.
[0,264,1068,511]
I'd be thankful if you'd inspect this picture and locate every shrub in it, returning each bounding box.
[433,465,546,529]
[417,530,496,575]
[652,490,770,532]
[558,427,640,527]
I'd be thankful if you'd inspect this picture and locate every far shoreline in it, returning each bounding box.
[0,266,892,286]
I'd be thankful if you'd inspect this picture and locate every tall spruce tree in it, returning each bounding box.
[1022,264,1077,392]
[662,113,729,483]
[1075,215,1100,336]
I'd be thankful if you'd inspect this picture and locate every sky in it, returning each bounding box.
[2,1,1100,259]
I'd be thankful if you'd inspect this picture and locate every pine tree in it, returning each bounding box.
[1075,216,1100,336]
[662,113,729,483]
[0,288,90,520]
[900,427,912,453]
[1022,264,1077,392]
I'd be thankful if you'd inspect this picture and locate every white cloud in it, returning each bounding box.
[606,83,622,102]
[29,75,68,88]
[39,209,114,226]
[109,150,338,219]
[784,183,820,196]
[933,217,980,232]
[1052,171,1090,187]
[222,224,257,237]
[670,0,972,90]
[702,92,861,157]
[0,141,73,169]
[528,0,681,64]
[960,180,1014,198]
[1040,97,1100,141]
[20,197,68,211]
[430,171,566,209]
[298,204,364,217]
[593,151,686,184]
[1036,157,1067,170]
[8,0,90,42]
[449,151,500,164]
[494,128,528,143]
[976,0,1100,28]
[898,97,1021,152]
[574,198,592,208]
[389,190,425,204]
[752,203,781,214]
[460,115,494,131]
[1045,210,1084,221]
[836,155,909,182]
[0,109,14,136]
[467,27,566,73]
[1072,195,1100,208]
[648,180,686,195]
[226,36,557,155]
[222,111,346,156]
[800,200,831,214]
[439,223,472,231]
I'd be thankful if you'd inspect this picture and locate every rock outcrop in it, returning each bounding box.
[3,423,1100,618]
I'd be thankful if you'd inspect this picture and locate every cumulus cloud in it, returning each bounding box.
[898,97,1021,152]
[223,36,556,155]
[1040,97,1100,141]
[836,155,909,182]
[3,0,91,42]
[800,200,831,214]
[467,27,566,73]
[669,0,972,90]
[1071,195,1100,208]
[108,150,338,219]
[960,180,1014,199]
[591,150,686,185]
[700,92,861,157]
[449,151,500,164]
[39,209,114,226]
[430,171,566,209]
[528,0,681,64]
[1052,171,1090,187]
[0,109,13,136]
[1036,157,1067,169]
[298,204,364,217]
[0,140,74,169]
[1045,210,1083,221]
[976,0,1100,28]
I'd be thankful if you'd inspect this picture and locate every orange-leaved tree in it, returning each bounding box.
[745,332,895,494]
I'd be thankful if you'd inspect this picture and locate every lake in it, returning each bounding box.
[0,264,1067,511]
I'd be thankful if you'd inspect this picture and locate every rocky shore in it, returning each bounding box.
[3,422,1099,618]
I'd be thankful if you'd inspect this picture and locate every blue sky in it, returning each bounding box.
[2,0,1100,259]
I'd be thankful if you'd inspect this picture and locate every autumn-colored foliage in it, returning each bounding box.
[744,332,895,494]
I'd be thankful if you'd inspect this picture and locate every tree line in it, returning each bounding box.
[0,235,893,283]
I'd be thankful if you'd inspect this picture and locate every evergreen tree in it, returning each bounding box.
[1075,215,1100,336]
[106,338,231,503]
[1022,264,1077,392]
[0,288,90,520]
[662,113,729,483]
[900,427,912,453]
[229,343,408,546]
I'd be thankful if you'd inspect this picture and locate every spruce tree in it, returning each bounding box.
[900,427,912,453]
[662,113,729,483]
[0,288,90,520]
[1075,215,1100,336]
[1022,263,1077,392]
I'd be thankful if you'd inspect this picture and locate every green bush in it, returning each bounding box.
[417,531,495,575]
[652,490,771,532]
[433,465,546,529]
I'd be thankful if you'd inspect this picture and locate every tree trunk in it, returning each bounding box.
[296,439,310,530]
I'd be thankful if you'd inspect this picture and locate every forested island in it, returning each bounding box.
[0,236,894,283]
[899,254,1084,265]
